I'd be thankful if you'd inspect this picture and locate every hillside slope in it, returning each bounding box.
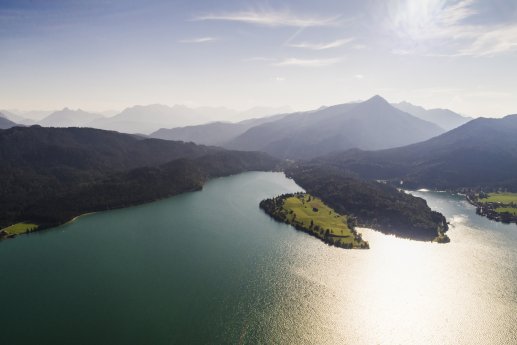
[0,126,278,229]
[317,115,517,190]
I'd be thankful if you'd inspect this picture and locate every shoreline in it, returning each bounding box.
[466,193,517,225]
[65,212,98,225]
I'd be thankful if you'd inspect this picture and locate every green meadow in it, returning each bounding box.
[280,194,368,248]
[495,207,517,216]
[481,192,517,204]
[1,222,39,237]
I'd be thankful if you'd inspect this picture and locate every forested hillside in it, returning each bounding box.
[0,126,278,229]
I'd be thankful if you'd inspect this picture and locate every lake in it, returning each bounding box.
[0,172,516,344]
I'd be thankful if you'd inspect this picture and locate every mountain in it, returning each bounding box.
[225,95,445,159]
[88,104,297,135]
[39,108,104,127]
[88,104,217,134]
[393,101,472,131]
[316,114,517,190]
[0,110,33,125]
[0,126,278,229]
[2,110,52,122]
[0,115,18,129]
[150,113,288,146]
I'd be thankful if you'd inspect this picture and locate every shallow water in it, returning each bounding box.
[0,172,515,344]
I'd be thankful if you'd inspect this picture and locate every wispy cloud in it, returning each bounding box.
[194,9,341,27]
[388,0,517,56]
[288,38,355,50]
[273,57,342,67]
[458,25,517,56]
[179,37,219,44]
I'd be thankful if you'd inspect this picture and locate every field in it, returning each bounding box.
[481,192,517,204]
[280,194,368,248]
[1,222,39,237]
[495,207,517,216]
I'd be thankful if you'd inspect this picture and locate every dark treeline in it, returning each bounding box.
[286,164,448,241]
[0,126,278,229]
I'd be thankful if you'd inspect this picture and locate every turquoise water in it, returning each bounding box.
[0,172,516,344]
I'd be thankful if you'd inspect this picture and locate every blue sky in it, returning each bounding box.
[1,0,516,117]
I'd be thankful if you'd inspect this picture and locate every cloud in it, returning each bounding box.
[458,25,517,56]
[273,57,342,67]
[355,74,364,79]
[387,0,517,56]
[179,37,219,43]
[288,38,354,50]
[194,9,341,27]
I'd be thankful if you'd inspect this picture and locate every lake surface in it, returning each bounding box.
[1,172,516,345]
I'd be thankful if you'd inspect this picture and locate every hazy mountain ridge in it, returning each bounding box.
[87,104,293,135]
[393,101,471,131]
[225,96,444,159]
[316,114,517,190]
[0,110,33,125]
[0,114,19,129]
[39,108,104,127]
[0,110,51,123]
[150,113,288,145]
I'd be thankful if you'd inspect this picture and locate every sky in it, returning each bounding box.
[1,0,516,117]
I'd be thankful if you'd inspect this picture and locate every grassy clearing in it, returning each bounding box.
[481,192,517,204]
[1,222,39,237]
[280,194,368,248]
[495,207,517,215]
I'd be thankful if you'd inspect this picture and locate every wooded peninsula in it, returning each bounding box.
[260,193,369,249]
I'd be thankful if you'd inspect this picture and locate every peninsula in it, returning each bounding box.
[260,193,369,249]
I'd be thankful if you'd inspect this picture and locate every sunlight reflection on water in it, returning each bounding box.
[263,190,517,344]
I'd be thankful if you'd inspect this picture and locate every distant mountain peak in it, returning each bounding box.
[364,95,389,105]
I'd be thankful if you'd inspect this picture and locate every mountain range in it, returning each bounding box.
[38,108,104,127]
[315,114,517,190]
[1,105,292,135]
[151,113,288,145]
[88,104,212,134]
[393,101,472,131]
[2,100,468,141]
[223,95,445,159]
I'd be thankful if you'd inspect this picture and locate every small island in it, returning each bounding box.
[260,193,369,249]
[467,192,517,224]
